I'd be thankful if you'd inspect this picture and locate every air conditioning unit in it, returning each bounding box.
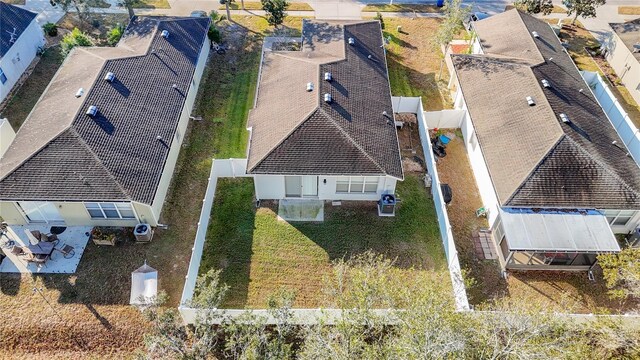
[378,194,397,217]
[134,224,153,243]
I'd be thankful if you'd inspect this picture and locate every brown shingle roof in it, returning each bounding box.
[453,10,640,209]
[247,20,403,178]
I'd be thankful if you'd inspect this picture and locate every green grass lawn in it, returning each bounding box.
[0,48,64,130]
[129,0,170,9]
[200,175,448,309]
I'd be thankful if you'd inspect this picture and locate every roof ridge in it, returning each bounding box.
[67,128,131,199]
[316,107,386,174]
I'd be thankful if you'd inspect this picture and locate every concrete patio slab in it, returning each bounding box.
[277,199,324,222]
[0,225,92,274]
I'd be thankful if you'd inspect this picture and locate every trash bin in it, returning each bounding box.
[437,0,445,7]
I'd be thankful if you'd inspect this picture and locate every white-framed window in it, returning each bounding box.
[0,67,7,84]
[336,176,379,193]
[85,202,136,219]
[603,210,636,226]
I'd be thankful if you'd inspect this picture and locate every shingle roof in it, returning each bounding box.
[0,16,210,204]
[0,2,37,58]
[247,20,403,178]
[453,10,640,210]
[610,18,640,61]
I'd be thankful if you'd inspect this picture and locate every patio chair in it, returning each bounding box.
[57,244,75,259]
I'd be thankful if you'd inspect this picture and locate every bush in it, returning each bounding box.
[374,11,385,30]
[43,22,58,37]
[208,25,221,44]
[107,23,124,45]
[61,28,94,55]
[209,9,220,23]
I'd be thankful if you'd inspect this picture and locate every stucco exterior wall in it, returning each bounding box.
[150,35,210,222]
[604,32,640,106]
[253,175,398,201]
[0,201,26,224]
[0,19,45,102]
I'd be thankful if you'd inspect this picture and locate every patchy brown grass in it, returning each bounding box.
[383,17,452,111]
[220,1,313,11]
[58,13,130,45]
[618,6,640,15]
[0,0,25,4]
[129,0,170,9]
[505,3,566,13]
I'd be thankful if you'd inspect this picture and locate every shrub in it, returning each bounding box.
[107,23,124,45]
[61,28,94,55]
[208,25,221,44]
[374,11,385,30]
[43,22,58,37]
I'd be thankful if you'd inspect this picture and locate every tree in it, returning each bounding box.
[219,0,235,21]
[261,0,289,27]
[118,0,136,19]
[374,12,385,30]
[434,0,470,79]
[598,247,640,300]
[50,0,89,27]
[513,0,554,15]
[562,0,606,25]
[60,28,93,55]
[208,10,222,45]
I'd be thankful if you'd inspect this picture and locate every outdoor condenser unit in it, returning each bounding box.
[378,194,397,217]
[134,224,153,243]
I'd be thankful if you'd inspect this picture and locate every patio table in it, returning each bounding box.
[27,242,55,256]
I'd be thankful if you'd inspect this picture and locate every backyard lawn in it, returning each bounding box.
[201,175,449,308]
[382,17,453,111]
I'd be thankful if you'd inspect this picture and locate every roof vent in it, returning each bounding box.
[86,105,98,117]
[324,72,332,81]
[324,93,332,103]
[526,96,535,106]
[579,88,584,93]
[306,82,314,92]
[382,110,389,118]
[104,72,115,82]
[161,30,170,38]
[559,113,570,123]
[75,88,84,98]
[348,37,355,46]
[532,31,540,38]
[541,79,551,88]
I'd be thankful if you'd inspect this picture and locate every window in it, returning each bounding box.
[0,68,6,84]
[85,202,136,219]
[335,177,379,193]
[603,210,636,227]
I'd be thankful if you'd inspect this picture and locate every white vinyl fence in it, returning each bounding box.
[581,71,640,166]
[424,109,466,129]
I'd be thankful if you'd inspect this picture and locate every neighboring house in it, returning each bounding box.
[448,10,640,271]
[0,16,210,227]
[0,3,45,103]
[246,20,403,201]
[604,18,640,106]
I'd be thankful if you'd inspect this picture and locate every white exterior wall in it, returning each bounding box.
[0,118,16,156]
[604,32,640,105]
[150,37,210,225]
[0,19,45,102]
[455,86,500,228]
[253,175,397,201]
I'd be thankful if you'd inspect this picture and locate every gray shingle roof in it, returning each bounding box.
[453,10,640,210]
[610,18,640,61]
[0,2,37,58]
[0,16,210,204]
[247,20,403,178]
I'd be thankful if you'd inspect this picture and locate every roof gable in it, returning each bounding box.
[247,20,403,179]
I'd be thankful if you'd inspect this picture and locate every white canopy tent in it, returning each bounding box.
[130,262,158,305]
[500,209,620,253]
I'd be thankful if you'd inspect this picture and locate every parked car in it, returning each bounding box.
[190,10,208,17]
[464,12,490,31]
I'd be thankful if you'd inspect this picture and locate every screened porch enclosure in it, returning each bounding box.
[495,209,620,271]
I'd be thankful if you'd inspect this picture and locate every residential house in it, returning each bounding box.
[0,16,210,227]
[0,3,45,103]
[448,10,640,271]
[246,20,403,201]
[603,18,640,106]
